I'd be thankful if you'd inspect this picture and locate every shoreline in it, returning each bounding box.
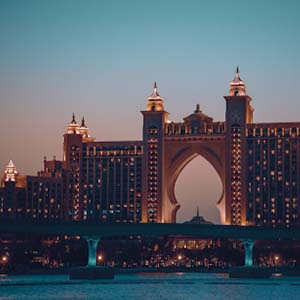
[2,266,300,276]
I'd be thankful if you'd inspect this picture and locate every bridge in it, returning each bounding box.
[1,220,300,268]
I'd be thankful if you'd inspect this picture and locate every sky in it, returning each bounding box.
[0,0,299,223]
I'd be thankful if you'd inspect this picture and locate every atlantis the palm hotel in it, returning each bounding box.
[1,69,300,228]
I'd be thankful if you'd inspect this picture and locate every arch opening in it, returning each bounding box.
[174,155,222,224]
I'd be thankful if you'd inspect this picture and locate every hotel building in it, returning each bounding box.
[1,69,300,227]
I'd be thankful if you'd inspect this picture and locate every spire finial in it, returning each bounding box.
[197,206,199,217]
[153,82,158,95]
[195,104,200,113]
[150,81,160,97]
[81,117,86,127]
[234,66,240,80]
[8,160,15,167]
[233,66,242,82]
[71,113,76,124]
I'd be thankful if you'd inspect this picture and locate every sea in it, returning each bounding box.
[1,272,300,300]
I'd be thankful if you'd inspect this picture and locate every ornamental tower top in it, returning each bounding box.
[146,82,164,111]
[229,67,247,96]
[4,160,18,182]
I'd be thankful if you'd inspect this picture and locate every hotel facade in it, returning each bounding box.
[1,69,300,227]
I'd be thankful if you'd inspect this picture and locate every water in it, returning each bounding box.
[1,273,300,300]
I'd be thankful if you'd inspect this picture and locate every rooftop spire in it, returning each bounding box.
[78,116,92,138]
[233,66,242,82]
[149,81,160,98]
[81,117,86,128]
[67,113,80,134]
[196,206,199,217]
[7,160,15,168]
[229,67,247,96]
[4,160,18,182]
[146,81,164,111]
[71,113,77,124]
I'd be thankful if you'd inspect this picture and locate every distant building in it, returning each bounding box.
[170,208,216,250]
[183,208,213,225]
[0,159,64,221]
[2,69,300,226]
[0,161,26,220]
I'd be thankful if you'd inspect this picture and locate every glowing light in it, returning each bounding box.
[98,255,103,261]
[4,160,18,182]
[177,255,182,260]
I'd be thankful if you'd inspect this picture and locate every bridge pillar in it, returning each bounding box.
[85,237,101,267]
[241,239,255,267]
[70,236,114,279]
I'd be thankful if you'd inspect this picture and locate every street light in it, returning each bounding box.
[274,255,280,265]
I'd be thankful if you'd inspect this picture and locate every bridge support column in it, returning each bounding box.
[230,239,270,278]
[70,236,114,279]
[86,237,101,267]
[241,239,255,267]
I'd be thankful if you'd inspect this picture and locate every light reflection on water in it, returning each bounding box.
[0,273,300,300]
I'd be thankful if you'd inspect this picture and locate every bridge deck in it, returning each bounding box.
[0,221,300,240]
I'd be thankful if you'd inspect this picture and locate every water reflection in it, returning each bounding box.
[0,273,300,300]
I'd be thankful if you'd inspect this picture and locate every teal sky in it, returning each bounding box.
[0,0,299,222]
